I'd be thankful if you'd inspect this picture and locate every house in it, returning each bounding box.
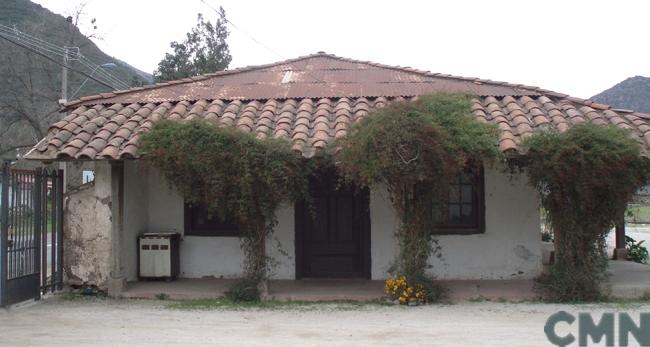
[24,53,650,294]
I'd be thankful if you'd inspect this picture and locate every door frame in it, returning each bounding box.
[294,180,371,280]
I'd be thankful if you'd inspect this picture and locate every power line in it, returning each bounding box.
[0,25,67,54]
[0,24,131,90]
[0,33,115,90]
[0,25,129,90]
[76,57,129,89]
[198,0,326,84]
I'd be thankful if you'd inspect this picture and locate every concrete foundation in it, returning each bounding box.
[614,247,628,260]
[121,278,536,302]
[119,260,650,301]
[107,277,127,297]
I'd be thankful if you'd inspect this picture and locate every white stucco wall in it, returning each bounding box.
[143,166,296,279]
[370,165,542,280]
[108,162,541,282]
[122,161,149,281]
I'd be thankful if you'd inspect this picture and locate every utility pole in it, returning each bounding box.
[60,16,76,105]
[60,16,76,191]
[60,46,68,104]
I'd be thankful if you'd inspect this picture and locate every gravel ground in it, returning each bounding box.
[1,297,649,346]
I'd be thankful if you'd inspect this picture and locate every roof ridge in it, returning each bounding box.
[314,52,554,96]
[63,52,632,114]
[63,52,335,108]
[66,52,553,107]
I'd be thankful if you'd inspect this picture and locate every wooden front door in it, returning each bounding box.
[295,174,370,279]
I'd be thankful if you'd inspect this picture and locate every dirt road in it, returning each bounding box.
[1,297,649,346]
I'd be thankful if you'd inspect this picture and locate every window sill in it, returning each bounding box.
[185,230,240,237]
[432,228,484,235]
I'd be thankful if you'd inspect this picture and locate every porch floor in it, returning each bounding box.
[121,260,650,302]
[608,260,650,298]
[123,278,538,302]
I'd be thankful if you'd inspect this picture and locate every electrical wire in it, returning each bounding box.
[0,33,115,90]
[0,26,129,90]
[198,0,326,84]
[0,24,131,90]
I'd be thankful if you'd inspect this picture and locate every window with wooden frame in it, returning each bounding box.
[432,168,485,235]
[184,203,239,237]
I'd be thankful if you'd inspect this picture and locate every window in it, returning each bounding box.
[184,203,239,236]
[432,169,485,234]
[82,170,95,184]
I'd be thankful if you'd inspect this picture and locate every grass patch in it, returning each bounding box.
[599,291,650,308]
[155,293,170,300]
[58,291,107,301]
[167,297,392,311]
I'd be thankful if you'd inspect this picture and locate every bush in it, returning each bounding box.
[520,124,650,302]
[225,278,261,303]
[626,236,649,263]
[335,93,499,283]
[141,120,309,290]
[536,264,607,302]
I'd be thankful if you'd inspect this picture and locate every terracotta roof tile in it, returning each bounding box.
[25,53,650,160]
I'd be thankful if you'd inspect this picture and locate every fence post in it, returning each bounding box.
[33,168,42,299]
[56,169,64,290]
[0,161,10,306]
[50,170,56,293]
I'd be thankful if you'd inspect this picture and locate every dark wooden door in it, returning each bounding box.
[296,174,370,279]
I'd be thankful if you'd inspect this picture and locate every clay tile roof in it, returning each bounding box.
[25,52,650,160]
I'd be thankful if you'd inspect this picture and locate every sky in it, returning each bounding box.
[33,0,650,99]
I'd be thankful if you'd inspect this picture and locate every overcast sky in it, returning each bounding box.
[34,0,649,99]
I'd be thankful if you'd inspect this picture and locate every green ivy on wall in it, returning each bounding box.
[140,120,309,300]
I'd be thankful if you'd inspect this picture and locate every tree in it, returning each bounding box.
[0,2,128,158]
[0,28,60,158]
[154,9,232,82]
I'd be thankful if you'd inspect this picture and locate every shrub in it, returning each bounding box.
[626,236,649,263]
[536,265,605,302]
[225,278,261,303]
[520,123,650,302]
[335,93,499,292]
[141,120,309,299]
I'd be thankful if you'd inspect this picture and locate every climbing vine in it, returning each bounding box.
[518,123,650,302]
[335,93,500,301]
[140,120,308,300]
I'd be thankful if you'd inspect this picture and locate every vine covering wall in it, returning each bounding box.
[140,120,309,300]
[335,93,500,301]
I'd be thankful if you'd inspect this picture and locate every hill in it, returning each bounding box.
[0,0,152,157]
[591,76,650,114]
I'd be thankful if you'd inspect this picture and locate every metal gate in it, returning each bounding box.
[0,162,64,306]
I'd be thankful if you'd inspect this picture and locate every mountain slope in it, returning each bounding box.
[0,0,152,157]
[591,76,650,114]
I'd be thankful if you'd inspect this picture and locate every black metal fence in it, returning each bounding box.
[0,162,64,306]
